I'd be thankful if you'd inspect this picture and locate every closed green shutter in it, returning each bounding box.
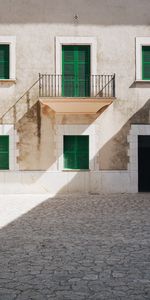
[142,46,150,80]
[64,135,89,169]
[0,45,9,79]
[0,136,9,170]
[62,46,90,97]
[76,136,89,169]
[62,46,76,97]
[78,46,90,97]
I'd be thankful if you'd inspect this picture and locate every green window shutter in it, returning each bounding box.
[64,135,89,169]
[0,45,9,79]
[76,135,89,169]
[62,46,90,97]
[77,46,90,97]
[64,135,76,169]
[62,46,76,97]
[142,46,150,80]
[0,136,9,170]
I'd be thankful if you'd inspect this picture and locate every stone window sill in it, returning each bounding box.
[135,80,150,83]
[0,79,16,83]
[62,169,90,172]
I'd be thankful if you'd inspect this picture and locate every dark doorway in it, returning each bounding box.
[138,135,150,192]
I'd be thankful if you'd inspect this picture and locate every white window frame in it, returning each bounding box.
[56,124,96,171]
[0,125,19,170]
[0,36,16,81]
[55,36,97,75]
[136,37,150,81]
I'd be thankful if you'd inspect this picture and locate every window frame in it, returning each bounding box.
[136,37,150,81]
[0,36,16,81]
[57,124,97,171]
[0,125,19,171]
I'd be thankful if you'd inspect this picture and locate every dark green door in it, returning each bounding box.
[0,136,9,170]
[62,46,90,97]
[64,135,89,169]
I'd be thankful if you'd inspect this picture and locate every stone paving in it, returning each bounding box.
[0,193,150,300]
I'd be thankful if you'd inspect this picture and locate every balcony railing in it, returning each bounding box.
[39,74,115,98]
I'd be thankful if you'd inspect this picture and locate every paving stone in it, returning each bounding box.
[83,274,98,280]
[0,193,149,299]
[16,290,47,300]
[0,295,17,300]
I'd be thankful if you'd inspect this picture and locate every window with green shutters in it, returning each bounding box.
[0,136,9,170]
[0,45,9,79]
[142,46,150,80]
[64,135,89,169]
[62,45,90,97]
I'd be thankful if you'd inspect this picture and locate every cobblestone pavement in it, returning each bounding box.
[0,193,150,300]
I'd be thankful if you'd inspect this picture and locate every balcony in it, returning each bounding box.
[39,74,115,114]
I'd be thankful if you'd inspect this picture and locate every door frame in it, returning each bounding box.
[55,36,97,77]
[128,124,150,192]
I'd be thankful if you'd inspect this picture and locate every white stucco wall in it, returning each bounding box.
[0,0,150,193]
[0,22,149,107]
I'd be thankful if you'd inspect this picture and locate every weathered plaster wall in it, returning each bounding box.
[16,103,56,170]
[0,0,150,171]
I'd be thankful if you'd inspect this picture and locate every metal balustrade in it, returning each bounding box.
[39,74,115,98]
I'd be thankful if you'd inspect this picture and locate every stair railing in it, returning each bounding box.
[0,74,42,125]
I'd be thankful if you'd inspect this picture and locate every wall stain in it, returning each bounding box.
[41,103,52,116]
[36,101,41,148]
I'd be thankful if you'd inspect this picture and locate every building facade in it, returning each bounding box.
[0,0,150,194]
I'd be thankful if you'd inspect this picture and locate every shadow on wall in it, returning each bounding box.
[17,101,100,171]
[50,97,150,195]
[17,97,150,173]
[98,98,150,170]
[9,97,150,195]
[0,0,150,25]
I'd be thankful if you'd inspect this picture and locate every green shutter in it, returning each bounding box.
[142,46,150,80]
[0,45,9,79]
[62,46,76,97]
[0,136,9,170]
[77,46,90,97]
[76,136,89,169]
[62,46,90,97]
[64,135,89,169]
